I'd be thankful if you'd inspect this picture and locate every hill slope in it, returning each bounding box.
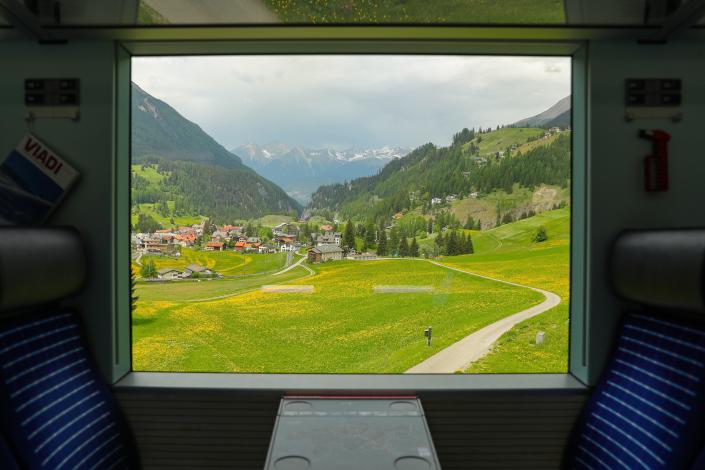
[307,127,570,222]
[512,96,570,128]
[131,84,301,222]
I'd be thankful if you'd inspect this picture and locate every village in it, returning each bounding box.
[132,219,379,280]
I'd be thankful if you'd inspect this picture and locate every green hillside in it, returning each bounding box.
[463,127,545,156]
[131,84,301,223]
[439,207,570,373]
[308,127,570,224]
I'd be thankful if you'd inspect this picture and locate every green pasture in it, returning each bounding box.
[438,207,570,373]
[137,248,288,277]
[132,259,543,373]
[135,266,309,303]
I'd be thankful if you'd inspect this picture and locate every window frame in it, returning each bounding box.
[114,36,589,390]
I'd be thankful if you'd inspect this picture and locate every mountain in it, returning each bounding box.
[232,143,410,204]
[307,127,571,222]
[512,96,571,128]
[131,83,301,222]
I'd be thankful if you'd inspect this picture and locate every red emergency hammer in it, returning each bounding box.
[639,129,671,192]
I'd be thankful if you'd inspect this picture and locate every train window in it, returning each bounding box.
[136,1,565,25]
[130,55,572,374]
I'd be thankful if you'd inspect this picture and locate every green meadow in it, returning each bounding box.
[132,208,570,373]
[132,258,543,373]
[439,208,570,373]
[135,248,288,277]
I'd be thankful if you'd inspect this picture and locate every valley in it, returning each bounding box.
[130,84,572,374]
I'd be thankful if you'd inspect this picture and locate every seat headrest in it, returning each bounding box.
[612,229,705,313]
[0,227,86,313]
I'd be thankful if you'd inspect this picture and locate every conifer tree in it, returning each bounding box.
[410,237,419,257]
[389,227,399,256]
[399,237,410,257]
[343,219,356,250]
[465,233,474,254]
[447,230,459,256]
[377,230,388,256]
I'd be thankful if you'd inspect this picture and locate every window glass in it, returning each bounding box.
[136,0,565,24]
[130,55,571,374]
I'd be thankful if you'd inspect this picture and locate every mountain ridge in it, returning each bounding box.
[231,143,411,204]
[131,83,301,222]
[511,96,571,128]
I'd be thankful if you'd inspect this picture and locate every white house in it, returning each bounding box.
[280,243,297,252]
[431,197,442,205]
[157,268,181,280]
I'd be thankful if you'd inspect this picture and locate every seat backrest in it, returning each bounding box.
[0,431,20,470]
[692,447,705,470]
[0,310,139,469]
[566,313,705,469]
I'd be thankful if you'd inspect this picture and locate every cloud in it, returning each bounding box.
[132,55,570,150]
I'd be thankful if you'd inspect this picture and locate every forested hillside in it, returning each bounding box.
[308,127,570,222]
[131,83,301,223]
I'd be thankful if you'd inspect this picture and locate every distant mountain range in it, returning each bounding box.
[232,143,411,204]
[131,84,301,222]
[512,96,570,129]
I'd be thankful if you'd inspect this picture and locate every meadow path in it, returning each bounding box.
[405,261,560,373]
[184,254,312,302]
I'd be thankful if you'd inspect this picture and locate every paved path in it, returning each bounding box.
[405,261,561,373]
[274,253,313,276]
[143,0,279,23]
[185,256,313,303]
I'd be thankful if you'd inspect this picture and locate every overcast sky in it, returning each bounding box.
[132,55,570,150]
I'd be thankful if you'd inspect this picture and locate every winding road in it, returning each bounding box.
[405,261,560,373]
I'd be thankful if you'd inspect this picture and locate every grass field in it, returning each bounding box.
[463,127,546,156]
[135,248,288,277]
[135,266,309,303]
[132,208,571,374]
[264,0,565,24]
[132,258,544,372]
[438,207,570,373]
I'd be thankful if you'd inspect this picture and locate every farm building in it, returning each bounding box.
[183,264,213,277]
[156,268,181,280]
[204,241,225,251]
[308,245,343,263]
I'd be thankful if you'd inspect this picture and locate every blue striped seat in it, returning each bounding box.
[0,311,138,470]
[567,313,705,470]
[0,431,20,470]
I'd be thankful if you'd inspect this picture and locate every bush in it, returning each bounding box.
[533,226,548,243]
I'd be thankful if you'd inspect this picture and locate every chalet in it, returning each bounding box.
[319,224,334,232]
[259,244,277,254]
[431,197,442,205]
[211,230,228,241]
[204,241,225,251]
[308,245,344,264]
[174,233,196,247]
[246,237,261,244]
[183,264,213,277]
[470,192,479,199]
[157,268,181,280]
[278,235,296,245]
[233,241,247,252]
[445,194,457,202]
[317,233,341,246]
[549,126,561,133]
